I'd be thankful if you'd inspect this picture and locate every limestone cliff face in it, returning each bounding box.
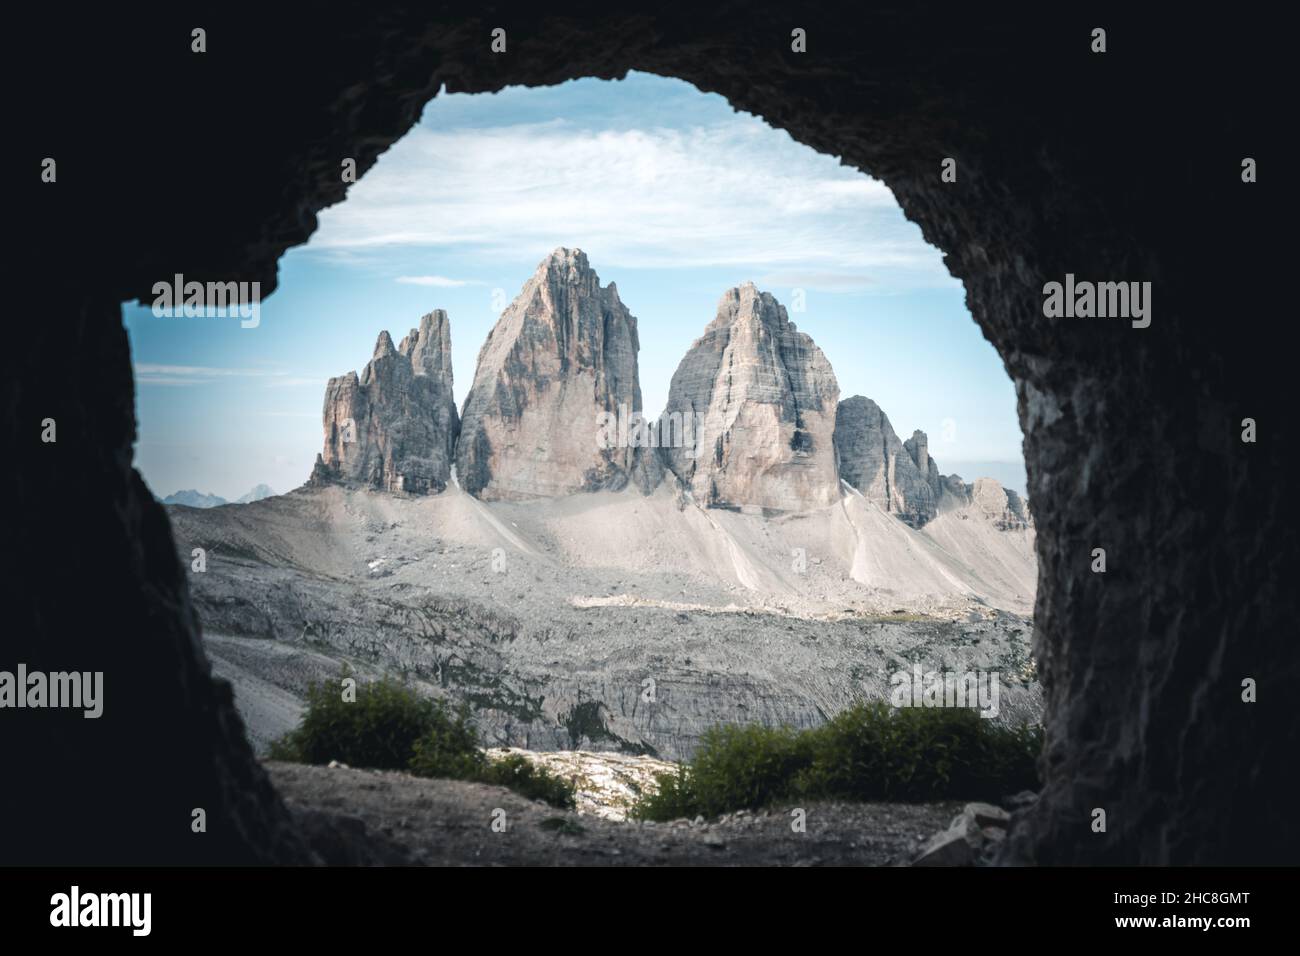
[314,310,459,495]
[456,248,660,500]
[662,283,840,511]
[834,396,939,526]
[835,400,1033,530]
[945,476,1032,530]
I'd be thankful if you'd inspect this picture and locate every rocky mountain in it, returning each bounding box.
[456,249,659,500]
[162,489,227,508]
[313,309,459,495]
[661,283,840,512]
[834,397,939,527]
[947,476,1032,531]
[834,398,1033,533]
[236,483,277,504]
[165,252,1041,769]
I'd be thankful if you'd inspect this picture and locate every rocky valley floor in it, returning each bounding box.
[176,482,1041,761]
[272,761,967,866]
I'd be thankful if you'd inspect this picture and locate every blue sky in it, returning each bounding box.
[124,72,1026,501]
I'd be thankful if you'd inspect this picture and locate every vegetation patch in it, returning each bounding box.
[270,674,575,808]
[632,701,1041,822]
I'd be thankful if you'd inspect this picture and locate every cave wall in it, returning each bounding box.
[11,3,1292,863]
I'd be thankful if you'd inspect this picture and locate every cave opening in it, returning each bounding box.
[15,8,1288,867]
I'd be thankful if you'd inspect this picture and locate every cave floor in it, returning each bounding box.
[269,761,963,866]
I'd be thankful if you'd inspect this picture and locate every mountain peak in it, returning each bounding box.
[373,330,396,359]
[664,287,839,511]
[457,249,655,500]
[316,310,460,495]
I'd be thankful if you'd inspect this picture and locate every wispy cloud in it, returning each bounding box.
[134,364,323,388]
[757,272,877,292]
[396,275,483,288]
[308,115,954,290]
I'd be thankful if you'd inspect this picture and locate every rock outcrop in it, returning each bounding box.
[835,402,1032,531]
[314,310,459,495]
[942,476,1032,530]
[661,283,840,511]
[834,397,939,526]
[456,248,660,500]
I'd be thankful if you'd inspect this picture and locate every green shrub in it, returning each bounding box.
[270,674,576,809]
[632,702,1041,822]
[631,764,699,822]
[794,702,1040,801]
[408,706,487,780]
[478,755,576,809]
[268,675,443,770]
[689,723,814,818]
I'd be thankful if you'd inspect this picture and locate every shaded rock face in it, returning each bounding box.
[904,430,944,498]
[315,310,459,495]
[663,284,840,511]
[835,397,938,526]
[457,248,659,500]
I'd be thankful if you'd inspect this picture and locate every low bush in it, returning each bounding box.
[268,675,443,770]
[270,675,576,808]
[633,702,1041,822]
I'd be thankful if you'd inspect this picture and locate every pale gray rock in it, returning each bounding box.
[456,248,660,500]
[912,801,1012,866]
[835,397,938,526]
[937,475,1033,530]
[314,309,459,495]
[904,429,945,499]
[911,823,976,866]
[662,283,840,511]
[970,478,1032,530]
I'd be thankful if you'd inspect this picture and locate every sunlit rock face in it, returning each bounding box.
[456,248,661,500]
[315,310,459,495]
[662,283,840,512]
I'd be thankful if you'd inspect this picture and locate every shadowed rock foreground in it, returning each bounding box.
[272,761,963,866]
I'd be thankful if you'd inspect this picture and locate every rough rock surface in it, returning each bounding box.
[174,485,1042,763]
[457,249,660,500]
[953,478,1032,531]
[904,430,944,499]
[484,747,678,821]
[314,310,459,495]
[271,761,962,866]
[835,397,939,526]
[912,801,1013,866]
[663,284,839,511]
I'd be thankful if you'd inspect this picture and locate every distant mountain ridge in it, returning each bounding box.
[162,485,277,508]
[162,489,227,508]
[236,484,278,504]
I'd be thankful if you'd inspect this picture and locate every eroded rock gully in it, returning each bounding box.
[13,6,1290,864]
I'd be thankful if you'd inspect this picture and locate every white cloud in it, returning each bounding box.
[308,116,954,290]
[396,275,482,287]
[134,364,322,388]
